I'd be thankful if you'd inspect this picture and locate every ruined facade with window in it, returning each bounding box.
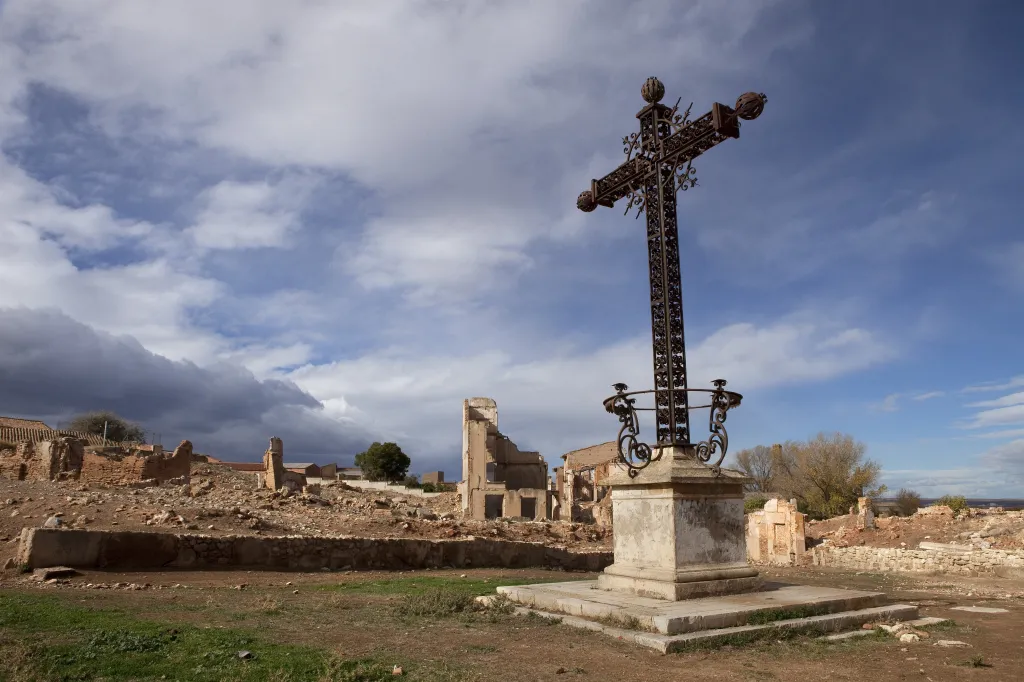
[555,441,618,525]
[459,398,552,521]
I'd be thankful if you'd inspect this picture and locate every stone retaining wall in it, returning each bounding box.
[810,544,1024,577]
[17,528,612,573]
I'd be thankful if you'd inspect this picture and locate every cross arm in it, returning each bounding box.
[577,92,765,214]
[585,104,736,208]
[589,157,648,208]
[656,104,739,176]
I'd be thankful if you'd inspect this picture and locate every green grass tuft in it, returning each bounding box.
[0,592,462,681]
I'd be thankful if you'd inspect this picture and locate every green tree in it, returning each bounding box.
[772,432,885,520]
[895,488,922,516]
[67,411,145,443]
[354,442,411,482]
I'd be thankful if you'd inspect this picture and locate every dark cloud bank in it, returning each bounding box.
[0,307,373,463]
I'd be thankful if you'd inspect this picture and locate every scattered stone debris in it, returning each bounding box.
[32,566,79,580]
[935,640,971,647]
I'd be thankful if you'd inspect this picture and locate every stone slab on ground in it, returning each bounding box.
[497,580,893,635]
[908,616,952,627]
[950,606,1009,614]
[504,603,918,654]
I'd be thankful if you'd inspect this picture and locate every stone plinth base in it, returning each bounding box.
[496,580,906,636]
[596,573,762,601]
[492,580,919,652]
[598,445,757,601]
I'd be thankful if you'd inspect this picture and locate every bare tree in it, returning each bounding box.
[733,444,777,492]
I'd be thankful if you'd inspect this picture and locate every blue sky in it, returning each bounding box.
[0,1,1021,496]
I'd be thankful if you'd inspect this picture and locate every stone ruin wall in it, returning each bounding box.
[0,438,85,482]
[18,527,613,573]
[260,437,306,491]
[746,497,806,566]
[79,440,192,487]
[810,544,1024,577]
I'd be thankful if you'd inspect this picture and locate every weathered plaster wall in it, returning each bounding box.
[17,528,612,573]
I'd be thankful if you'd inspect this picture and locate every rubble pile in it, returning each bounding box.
[0,462,612,566]
[809,506,1024,551]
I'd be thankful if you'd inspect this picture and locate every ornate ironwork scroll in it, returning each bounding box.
[606,384,654,478]
[603,382,743,478]
[581,78,765,474]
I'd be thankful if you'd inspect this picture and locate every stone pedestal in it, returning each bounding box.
[595,445,760,601]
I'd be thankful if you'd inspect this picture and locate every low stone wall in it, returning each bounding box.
[810,544,1024,577]
[79,440,192,486]
[342,480,442,498]
[17,528,612,573]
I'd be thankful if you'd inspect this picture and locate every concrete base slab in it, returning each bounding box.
[505,603,918,654]
[497,580,904,636]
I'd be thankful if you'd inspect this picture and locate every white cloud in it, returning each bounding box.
[287,315,894,458]
[968,391,1024,409]
[186,178,315,251]
[871,394,901,413]
[965,404,1024,430]
[1,0,810,302]
[0,159,151,251]
[912,391,945,401]
[962,375,1024,393]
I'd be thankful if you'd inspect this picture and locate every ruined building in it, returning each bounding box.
[746,498,807,566]
[459,398,552,520]
[80,440,192,486]
[0,436,192,486]
[0,437,84,481]
[555,441,618,525]
[260,437,306,491]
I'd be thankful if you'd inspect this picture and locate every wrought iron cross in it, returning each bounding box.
[577,77,766,448]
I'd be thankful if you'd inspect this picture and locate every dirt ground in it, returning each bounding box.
[2,564,1023,681]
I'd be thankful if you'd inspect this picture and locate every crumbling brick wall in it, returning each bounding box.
[0,438,84,481]
[79,440,192,486]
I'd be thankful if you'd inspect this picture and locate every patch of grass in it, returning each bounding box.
[320,574,575,598]
[958,654,992,668]
[464,644,498,653]
[392,588,477,618]
[670,625,833,653]
[0,592,463,682]
[253,594,283,615]
[523,611,562,626]
[745,605,833,625]
[919,619,958,631]
[592,612,653,632]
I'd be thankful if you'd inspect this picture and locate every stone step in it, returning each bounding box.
[510,603,920,654]
[497,581,891,635]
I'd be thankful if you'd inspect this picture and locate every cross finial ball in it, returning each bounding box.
[641,77,665,104]
[734,92,767,120]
